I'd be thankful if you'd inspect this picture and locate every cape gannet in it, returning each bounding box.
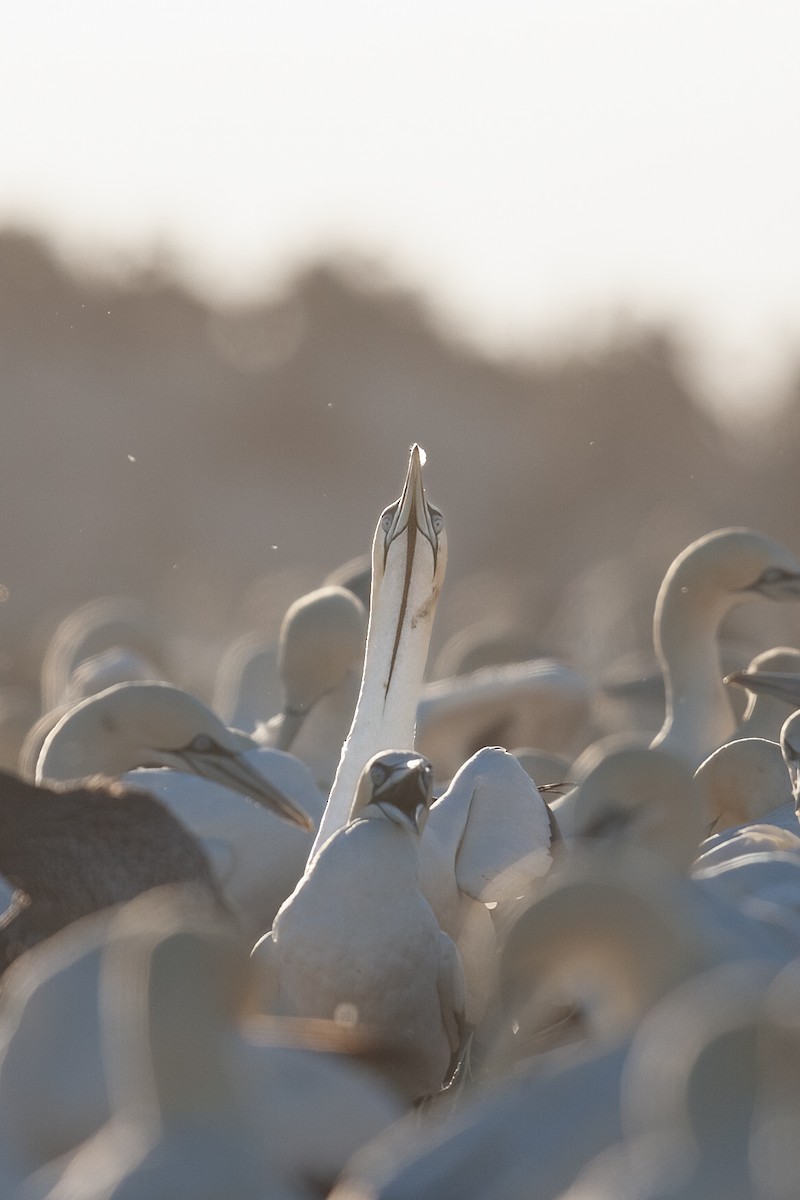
[27,892,309,1200]
[693,737,795,837]
[213,634,281,733]
[0,893,404,1189]
[650,528,800,766]
[0,771,226,972]
[409,746,555,1024]
[560,960,782,1200]
[550,745,706,871]
[416,658,591,781]
[333,856,771,1200]
[727,646,800,740]
[32,681,322,935]
[496,844,798,1070]
[256,585,367,794]
[35,681,312,830]
[39,595,168,713]
[309,444,446,858]
[256,751,468,1102]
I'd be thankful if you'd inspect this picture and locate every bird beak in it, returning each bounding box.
[383,444,439,569]
[724,669,800,709]
[178,747,314,831]
[752,572,800,601]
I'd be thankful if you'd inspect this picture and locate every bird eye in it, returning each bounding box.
[380,506,395,534]
[430,510,443,534]
[188,733,216,753]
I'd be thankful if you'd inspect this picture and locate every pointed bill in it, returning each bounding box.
[179,747,314,831]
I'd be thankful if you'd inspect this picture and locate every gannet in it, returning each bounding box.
[333,853,765,1200]
[650,528,800,766]
[693,736,794,837]
[257,751,468,1102]
[511,748,572,789]
[0,894,404,1189]
[27,892,309,1200]
[0,771,226,972]
[727,646,800,739]
[32,681,322,935]
[310,444,446,857]
[416,658,591,781]
[497,844,799,1071]
[39,595,167,713]
[550,745,706,871]
[409,746,555,1024]
[333,1038,630,1200]
[36,680,312,830]
[726,664,800,735]
[560,960,782,1200]
[256,585,367,793]
[213,634,282,733]
[324,552,373,609]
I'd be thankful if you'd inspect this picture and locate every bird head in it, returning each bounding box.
[355,750,435,835]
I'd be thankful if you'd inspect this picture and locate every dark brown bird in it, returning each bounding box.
[0,769,227,972]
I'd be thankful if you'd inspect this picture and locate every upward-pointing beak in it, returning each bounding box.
[383,444,439,568]
[178,747,314,831]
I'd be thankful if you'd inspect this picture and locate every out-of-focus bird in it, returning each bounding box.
[551,745,706,871]
[255,585,367,794]
[649,528,800,766]
[0,771,226,972]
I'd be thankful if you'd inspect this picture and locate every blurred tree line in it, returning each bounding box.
[1,229,798,698]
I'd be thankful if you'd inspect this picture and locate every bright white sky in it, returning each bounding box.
[1,0,799,418]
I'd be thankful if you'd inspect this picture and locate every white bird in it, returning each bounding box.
[36,681,313,829]
[333,851,773,1200]
[256,585,367,794]
[693,736,795,837]
[39,595,168,714]
[550,745,706,872]
[299,452,554,1024]
[558,960,783,1200]
[213,634,282,733]
[24,891,311,1200]
[727,645,800,740]
[416,658,591,782]
[649,528,800,766]
[32,681,323,934]
[409,746,555,1024]
[0,894,405,1193]
[256,751,468,1102]
[725,664,800,736]
[309,444,446,858]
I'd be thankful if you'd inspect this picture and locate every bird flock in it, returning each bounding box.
[3,445,800,1196]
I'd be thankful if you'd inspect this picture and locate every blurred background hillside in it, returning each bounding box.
[2,0,800,723]
[3,227,800,710]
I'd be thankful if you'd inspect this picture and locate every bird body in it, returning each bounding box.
[256,586,367,794]
[417,658,591,781]
[118,751,325,935]
[650,528,800,766]
[29,682,320,933]
[262,752,466,1101]
[0,772,225,971]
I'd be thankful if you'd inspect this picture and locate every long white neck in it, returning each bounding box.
[309,552,441,859]
[651,578,739,766]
